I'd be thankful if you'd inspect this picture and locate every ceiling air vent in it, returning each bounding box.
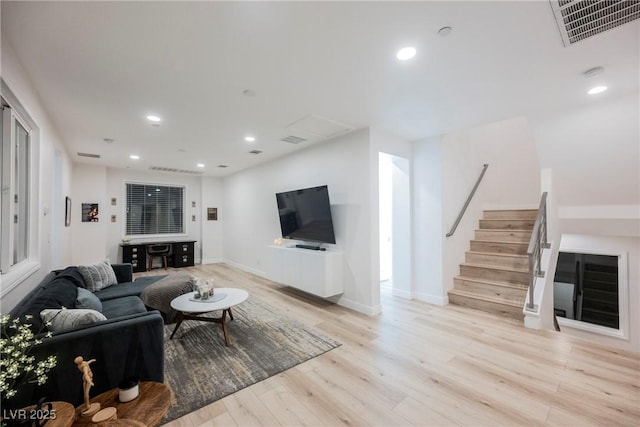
[249,150,262,155]
[148,166,203,175]
[550,0,640,46]
[77,152,100,159]
[217,165,229,168]
[281,135,307,144]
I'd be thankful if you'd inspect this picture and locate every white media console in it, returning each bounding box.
[266,245,344,298]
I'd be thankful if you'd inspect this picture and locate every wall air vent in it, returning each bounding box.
[77,152,100,159]
[249,150,262,155]
[550,0,640,46]
[281,135,307,144]
[148,166,203,175]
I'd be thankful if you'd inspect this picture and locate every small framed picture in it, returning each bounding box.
[192,215,196,222]
[192,201,196,208]
[82,203,99,222]
[111,215,117,223]
[207,208,218,221]
[111,197,117,206]
[65,197,72,227]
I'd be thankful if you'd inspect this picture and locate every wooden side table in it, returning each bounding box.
[72,382,171,427]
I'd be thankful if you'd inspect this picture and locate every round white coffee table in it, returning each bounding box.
[169,288,249,346]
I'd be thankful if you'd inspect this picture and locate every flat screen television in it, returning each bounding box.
[276,185,336,247]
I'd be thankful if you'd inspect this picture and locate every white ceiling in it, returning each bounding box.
[2,1,638,177]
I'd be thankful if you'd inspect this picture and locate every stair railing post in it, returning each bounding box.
[527,253,535,310]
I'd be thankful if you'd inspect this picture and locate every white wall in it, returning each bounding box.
[531,92,640,207]
[414,116,541,303]
[0,37,74,312]
[71,164,107,264]
[413,136,444,304]
[201,176,224,263]
[223,128,379,314]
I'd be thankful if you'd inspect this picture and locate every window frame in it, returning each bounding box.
[124,181,187,238]
[0,81,41,295]
[555,248,629,341]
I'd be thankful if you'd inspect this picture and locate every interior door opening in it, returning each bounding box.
[379,152,410,300]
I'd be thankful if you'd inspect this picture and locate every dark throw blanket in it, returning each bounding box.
[140,273,196,323]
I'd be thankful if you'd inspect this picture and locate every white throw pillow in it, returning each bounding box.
[78,261,118,292]
[41,308,107,333]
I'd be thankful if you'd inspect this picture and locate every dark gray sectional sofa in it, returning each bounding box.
[5,263,166,409]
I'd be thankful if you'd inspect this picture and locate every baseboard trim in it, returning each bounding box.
[414,292,449,306]
[338,297,381,316]
[392,288,413,300]
[221,259,267,278]
[201,258,223,265]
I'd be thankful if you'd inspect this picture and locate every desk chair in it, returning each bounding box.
[147,244,171,271]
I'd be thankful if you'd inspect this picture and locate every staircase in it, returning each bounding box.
[448,209,537,321]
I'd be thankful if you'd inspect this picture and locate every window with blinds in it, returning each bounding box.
[126,183,184,235]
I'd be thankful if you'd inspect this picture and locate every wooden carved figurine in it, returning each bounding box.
[74,356,101,416]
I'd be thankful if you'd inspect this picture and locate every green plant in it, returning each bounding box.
[0,314,57,400]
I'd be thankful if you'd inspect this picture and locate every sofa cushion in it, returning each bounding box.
[23,279,79,332]
[55,266,87,288]
[40,308,107,333]
[94,275,166,301]
[101,296,147,319]
[75,288,103,312]
[78,261,118,292]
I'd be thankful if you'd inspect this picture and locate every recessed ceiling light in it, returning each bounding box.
[245,136,256,142]
[587,86,608,95]
[146,115,161,122]
[197,163,205,168]
[129,155,140,160]
[396,47,416,61]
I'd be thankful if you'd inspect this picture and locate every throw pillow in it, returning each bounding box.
[78,261,118,293]
[40,308,107,333]
[23,280,79,332]
[75,287,103,312]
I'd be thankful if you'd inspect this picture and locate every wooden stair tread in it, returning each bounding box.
[461,262,529,274]
[448,289,524,308]
[455,275,528,290]
[466,250,528,259]
[472,239,529,246]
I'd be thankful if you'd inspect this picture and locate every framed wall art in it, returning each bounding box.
[65,197,72,227]
[82,203,99,222]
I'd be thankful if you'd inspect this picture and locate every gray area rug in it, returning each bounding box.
[162,295,341,423]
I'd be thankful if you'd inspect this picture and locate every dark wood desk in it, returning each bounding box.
[121,240,195,273]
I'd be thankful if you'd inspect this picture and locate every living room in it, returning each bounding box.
[1,1,639,425]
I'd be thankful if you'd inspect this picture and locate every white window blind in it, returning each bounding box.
[126,183,184,235]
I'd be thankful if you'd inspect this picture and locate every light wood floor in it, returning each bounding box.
[137,263,640,427]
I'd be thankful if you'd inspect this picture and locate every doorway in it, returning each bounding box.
[379,152,411,299]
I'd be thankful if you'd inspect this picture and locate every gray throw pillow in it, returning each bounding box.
[78,261,118,292]
[40,308,107,333]
[75,287,103,312]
